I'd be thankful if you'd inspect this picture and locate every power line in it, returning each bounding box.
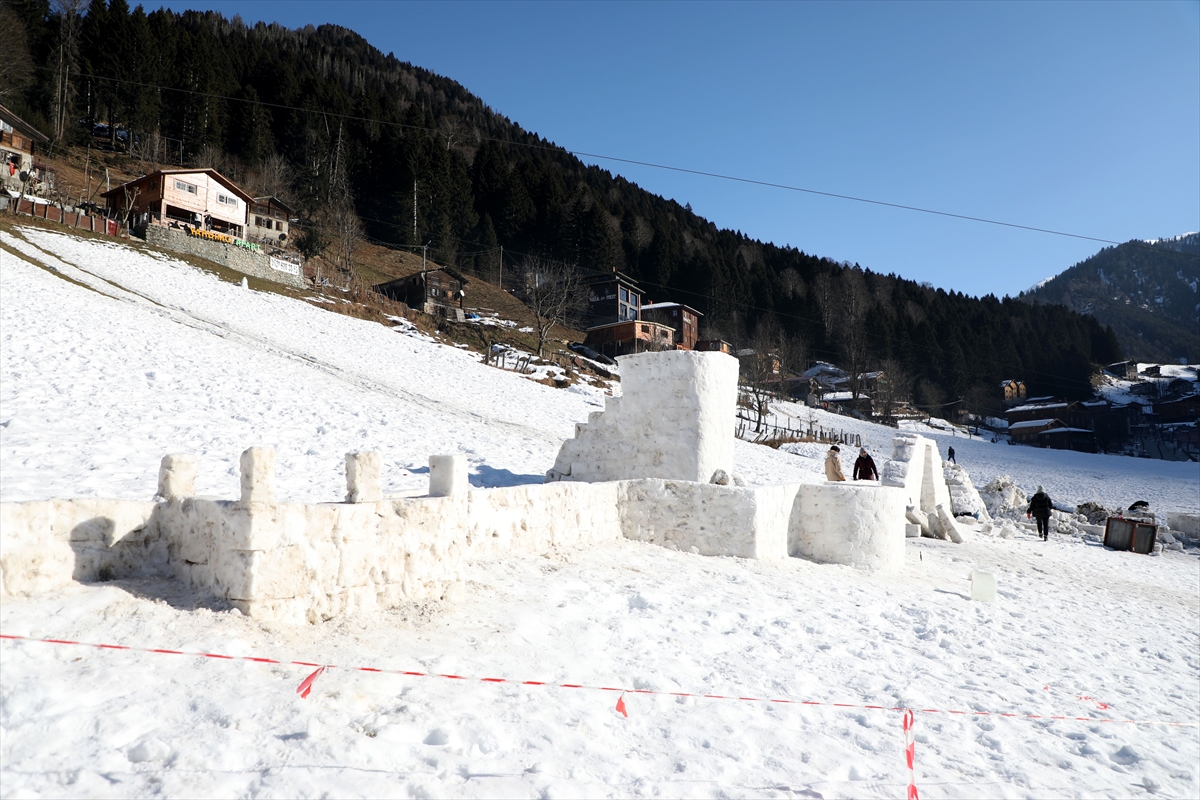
[48,67,1198,258]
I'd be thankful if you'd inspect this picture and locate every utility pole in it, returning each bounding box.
[413,180,418,242]
[498,245,503,291]
[421,243,427,272]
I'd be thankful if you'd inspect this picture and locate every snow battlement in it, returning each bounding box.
[546,350,739,483]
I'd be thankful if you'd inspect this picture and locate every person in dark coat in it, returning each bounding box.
[853,447,878,481]
[946,445,956,464]
[1027,485,1053,540]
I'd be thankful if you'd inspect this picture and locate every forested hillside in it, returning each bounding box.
[3,0,1124,402]
[1022,234,1199,365]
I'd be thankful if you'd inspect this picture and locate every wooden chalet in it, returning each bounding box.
[375,268,469,322]
[1000,379,1027,407]
[1008,418,1060,444]
[695,339,733,354]
[1037,424,1097,453]
[1105,361,1139,380]
[639,302,702,350]
[102,169,252,238]
[584,320,675,358]
[0,103,50,196]
[248,196,294,245]
[1153,394,1200,423]
[585,271,642,326]
[1006,400,1068,425]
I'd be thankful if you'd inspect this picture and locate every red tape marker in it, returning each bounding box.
[1,634,1195,727]
[903,708,920,799]
[296,666,325,699]
[616,691,628,718]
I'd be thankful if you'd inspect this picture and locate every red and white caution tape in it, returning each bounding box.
[2,634,1196,727]
[903,708,920,800]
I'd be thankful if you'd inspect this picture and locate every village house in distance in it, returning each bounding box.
[102,168,304,289]
[0,103,52,199]
[582,270,701,357]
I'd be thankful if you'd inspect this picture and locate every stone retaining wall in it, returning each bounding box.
[143,225,305,289]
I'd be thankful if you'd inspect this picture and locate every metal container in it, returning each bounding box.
[1104,516,1157,555]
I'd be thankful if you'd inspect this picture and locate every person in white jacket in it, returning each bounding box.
[824,445,846,481]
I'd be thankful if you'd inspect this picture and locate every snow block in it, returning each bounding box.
[0,499,161,596]
[882,434,955,536]
[239,447,276,505]
[429,454,468,497]
[546,350,739,483]
[619,480,794,560]
[1166,512,1199,537]
[970,570,997,602]
[934,503,966,544]
[905,523,922,538]
[791,483,907,571]
[345,451,382,503]
[157,454,198,500]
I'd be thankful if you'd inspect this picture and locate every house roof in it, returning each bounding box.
[1009,418,1060,430]
[100,169,254,203]
[1007,402,1067,414]
[640,302,703,316]
[252,195,296,215]
[0,104,49,143]
[1038,427,1093,435]
[375,267,470,290]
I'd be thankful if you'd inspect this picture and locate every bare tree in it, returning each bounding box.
[50,0,89,144]
[249,152,295,202]
[840,268,871,399]
[517,256,585,358]
[813,272,838,339]
[329,203,365,286]
[0,3,35,103]
[876,359,913,425]
[739,316,784,433]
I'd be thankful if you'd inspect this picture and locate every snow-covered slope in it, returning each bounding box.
[2,226,1198,799]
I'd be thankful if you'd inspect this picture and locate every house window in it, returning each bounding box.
[275,221,283,231]
[175,180,197,194]
[620,288,628,302]
[217,193,237,206]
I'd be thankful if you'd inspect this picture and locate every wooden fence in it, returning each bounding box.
[8,199,120,236]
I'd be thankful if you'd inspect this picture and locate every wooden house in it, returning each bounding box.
[375,268,468,322]
[639,302,702,349]
[1037,425,1097,453]
[101,169,252,238]
[1153,394,1200,423]
[248,196,294,245]
[586,271,642,326]
[0,103,50,195]
[1009,418,1061,444]
[1006,400,1067,425]
[1105,361,1139,380]
[584,320,675,358]
[695,339,733,354]
[1000,379,1026,407]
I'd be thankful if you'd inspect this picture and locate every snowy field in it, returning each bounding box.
[2,226,1199,798]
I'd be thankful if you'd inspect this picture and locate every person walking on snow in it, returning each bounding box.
[1027,485,1053,540]
[824,445,846,482]
[946,445,956,464]
[853,447,878,481]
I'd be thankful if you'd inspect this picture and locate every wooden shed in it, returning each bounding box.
[375,268,469,321]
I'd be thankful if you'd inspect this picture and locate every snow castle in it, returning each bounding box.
[0,351,957,623]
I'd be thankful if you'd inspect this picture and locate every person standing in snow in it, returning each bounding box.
[1027,485,1053,540]
[946,445,956,464]
[824,445,846,482]
[853,447,878,481]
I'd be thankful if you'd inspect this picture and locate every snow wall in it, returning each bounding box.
[1,458,910,622]
[546,350,739,483]
[791,483,908,570]
[880,434,952,516]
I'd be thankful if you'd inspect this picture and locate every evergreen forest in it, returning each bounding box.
[2,0,1126,405]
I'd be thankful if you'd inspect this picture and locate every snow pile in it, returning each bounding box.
[978,474,1029,519]
[942,463,991,521]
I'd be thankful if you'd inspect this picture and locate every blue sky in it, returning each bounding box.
[161,0,1199,298]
